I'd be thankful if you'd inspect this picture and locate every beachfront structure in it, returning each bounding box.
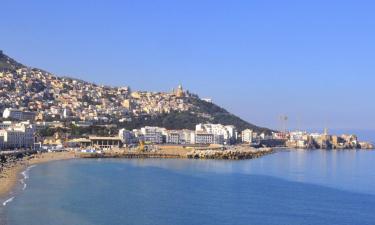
[242,129,253,143]
[119,129,137,145]
[166,131,180,144]
[89,136,122,149]
[195,132,214,145]
[166,129,195,145]
[0,123,35,150]
[2,108,36,121]
[195,123,237,145]
[137,126,166,144]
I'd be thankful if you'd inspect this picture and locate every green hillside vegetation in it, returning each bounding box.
[117,98,271,133]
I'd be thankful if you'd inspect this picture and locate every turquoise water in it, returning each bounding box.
[2,150,375,225]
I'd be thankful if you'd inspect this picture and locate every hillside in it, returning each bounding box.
[0,50,271,133]
[0,50,24,71]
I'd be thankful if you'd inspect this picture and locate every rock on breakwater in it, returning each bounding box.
[186,147,273,160]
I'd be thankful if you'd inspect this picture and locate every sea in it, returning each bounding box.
[0,150,375,225]
[1,148,375,225]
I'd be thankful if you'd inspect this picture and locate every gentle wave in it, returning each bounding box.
[2,197,14,206]
[20,179,27,191]
[21,165,36,180]
[1,166,37,209]
[17,165,36,193]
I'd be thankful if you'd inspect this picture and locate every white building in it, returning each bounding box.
[201,98,213,103]
[119,129,137,145]
[225,125,237,142]
[182,130,195,145]
[166,131,180,144]
[195,123,237,145]
[242,129,253,143]
[0,123,35,150]
[260,132,273,140]
[166,129,195,145]
[195,132,214,145]
[290,131,308,142]
[137,126,166,144]
[2,108,36,121]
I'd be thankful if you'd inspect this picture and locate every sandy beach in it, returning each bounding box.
[0,152,76,198]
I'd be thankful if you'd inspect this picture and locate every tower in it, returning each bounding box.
[175,84,184,98]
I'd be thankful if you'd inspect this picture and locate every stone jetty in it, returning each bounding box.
[186,147,273,160]
[77,146,274,160]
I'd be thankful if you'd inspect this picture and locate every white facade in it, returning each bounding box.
[0,123,35,150]
[166,129,195,145]
[195,123,237,145]
[118,129,137,145]
[182,130,195,145]
[242,129,253,143]
[166,131,180,144]
[138,126,166,144]
[290,131,308,142]
[195,132,214,145]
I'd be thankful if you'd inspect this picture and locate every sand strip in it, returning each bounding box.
[0,152,76,198]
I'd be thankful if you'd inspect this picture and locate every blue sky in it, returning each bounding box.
[1,0,374,130]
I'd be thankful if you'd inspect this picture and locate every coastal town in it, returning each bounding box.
[2,1,375,223]
[0,65,199,122]
[1,106,373,198]
[1,50,372,154]
[0,50,374,201]
[0,108,373,154]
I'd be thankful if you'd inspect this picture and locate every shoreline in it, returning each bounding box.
[2,145,370,200]
[0,147,272,201]
[0,152,76,200]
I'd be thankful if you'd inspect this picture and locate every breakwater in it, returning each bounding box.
[78,147,273,160]
[186,148,273,160]
[79,152,182,159]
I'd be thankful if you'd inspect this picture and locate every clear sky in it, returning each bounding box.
[1,0,374,130]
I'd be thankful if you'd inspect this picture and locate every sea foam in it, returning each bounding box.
[2,197,14,206]
[18,165,36,192]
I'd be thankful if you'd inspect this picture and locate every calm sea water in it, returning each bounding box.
[2,150,375,225]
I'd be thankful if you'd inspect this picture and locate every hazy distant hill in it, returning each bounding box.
[0,50,271,133]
